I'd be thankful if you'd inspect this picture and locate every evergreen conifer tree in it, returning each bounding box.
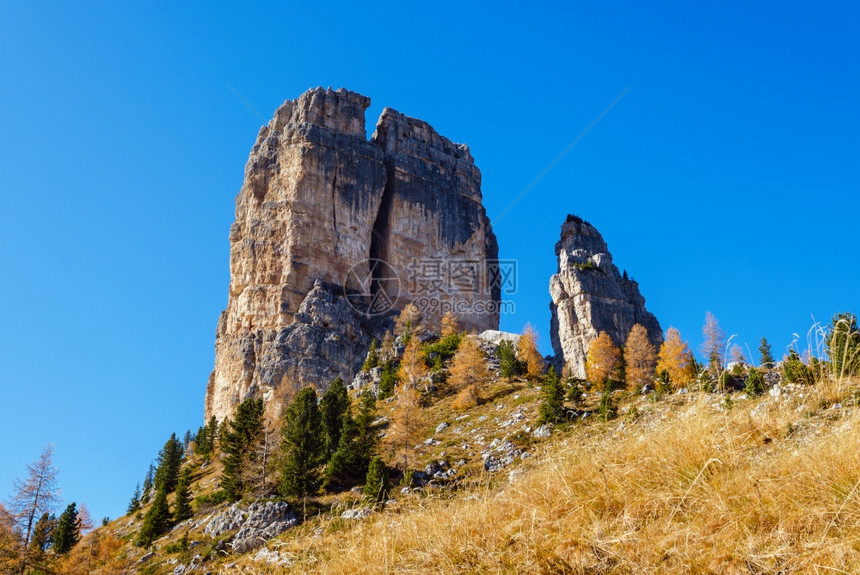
[142,463,155,500]
[363,456,388,505]
[173,468,192,522]
[355,390,378,459]
[136,487,169,547]
[127,483,141,515]
[182,430,194,455]
[278,387,324,506]
[323,407,361,490]
[52,503,80,555]
[758,337,774,369]
[362,339,380,371]
[221,398,264,501]
[538,366,565,425]
[319,377,349,459]
[28,512,55,565]
[154,433,184,494]
[377,360,397,399]
[497,340,523,378]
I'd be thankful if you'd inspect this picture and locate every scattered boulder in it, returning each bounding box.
[341,507,372,520]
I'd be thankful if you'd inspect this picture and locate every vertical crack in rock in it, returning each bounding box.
[549,216,662,378]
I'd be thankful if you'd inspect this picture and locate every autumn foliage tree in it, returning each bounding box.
[394,303,422,338]
[0,504,19,574]
[10,445,60,572]
[517,324,544,378]
[448,336,490,407]
[657,327,697,386]
[440,311,460,337]
[586,332,621,391]
[623,324,657,391]
[398,335,428,388]
[385,385,425,478]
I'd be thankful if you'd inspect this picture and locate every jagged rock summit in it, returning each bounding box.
[205,87,500,421]
[549,215,662,378]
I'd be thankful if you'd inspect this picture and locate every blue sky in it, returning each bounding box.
[1,1,858,520]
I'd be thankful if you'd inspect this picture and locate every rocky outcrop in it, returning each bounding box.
[203,500,298,554]
[206,87,499,421]
[549,216,662,379]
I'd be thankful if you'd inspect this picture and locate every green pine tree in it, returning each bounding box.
[195,415,219,461]
[28,512,55,564]
[278,387,324,507]
[323,407,362,490]
[363,456,389,505]
[377,360,397,399]
[355,390,378,464]
[142,463,155,500]
[53,502,80,555]
[362,339,380,371]
[537,366,565,425]
[173,467,193,522]
[759,337,774,369]
[497,340,523,378]
[221,398,265,501]
[136,487,169,547]
[319,377,349,459]
[154,433,184,494]
[127,483,142,514]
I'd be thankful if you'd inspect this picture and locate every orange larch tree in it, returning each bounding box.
[586,331,621,390]
[657,327,697,386]
[624,324,657,391]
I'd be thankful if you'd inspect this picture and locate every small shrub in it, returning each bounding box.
[165,532,189,553]
[566,378,584,403]
[656,370,672,394]
[598,389,617,421]
[783,350,814,385]
[195,490,228,509]
[744,368,765,397]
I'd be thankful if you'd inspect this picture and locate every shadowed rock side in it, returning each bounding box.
[205,87,499,421]
[549,218,662,379]
[371,108,500,334]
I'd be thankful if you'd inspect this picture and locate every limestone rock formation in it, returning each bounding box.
[205,87,499,421]
[549,216,662,379]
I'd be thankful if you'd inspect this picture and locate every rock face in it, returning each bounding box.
[549,216,662,379]
[205,87,499,421]
[203,500,297,553]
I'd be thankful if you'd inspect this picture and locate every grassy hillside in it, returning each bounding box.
[71,369,860,574]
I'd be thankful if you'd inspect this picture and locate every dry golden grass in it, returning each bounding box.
[230,378,860,574]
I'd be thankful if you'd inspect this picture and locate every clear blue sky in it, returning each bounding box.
[1,1,858,521]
